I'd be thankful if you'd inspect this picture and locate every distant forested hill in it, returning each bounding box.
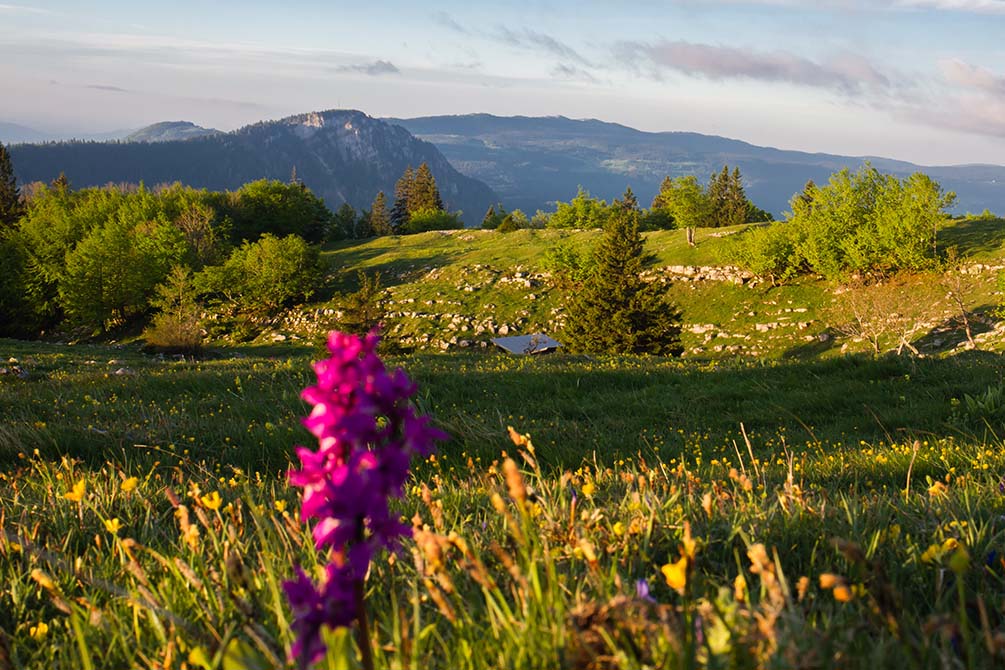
[11,110,498,225]
[389,114,1005,217]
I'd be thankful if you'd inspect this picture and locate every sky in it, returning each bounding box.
[2,0,1005,165]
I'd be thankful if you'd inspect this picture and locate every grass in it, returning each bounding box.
[3,338,1005,668]
[2,217,1004,668]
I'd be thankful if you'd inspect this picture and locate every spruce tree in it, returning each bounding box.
[727,167,748,227]
[564,206,683,355]
[390,166,414,230]
[0,143,23,231]
[412,163,443,212]
[651,176,674,211]
[615,186,639,214]
[370,191,393,236]
[706,166,730,227]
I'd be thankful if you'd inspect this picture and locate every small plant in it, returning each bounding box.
[142,265,204,354]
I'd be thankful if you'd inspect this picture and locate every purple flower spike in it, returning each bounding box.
[285,330,448,666]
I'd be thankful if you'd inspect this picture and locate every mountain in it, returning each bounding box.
[388,114,1005,217]
[10,110,498,225]
[0,122,53,144]
[125,121,222,143]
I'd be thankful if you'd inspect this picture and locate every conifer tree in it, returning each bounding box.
[727,167,749,227]
[615,186,639,214]
[390,166,414,230]
[0,142,22,232]
[651,176,674,211]
[564,206,683,355]
[412,163,443,212]
[51,172,70,192]
[706,166,730,227]
[370,191,393,236]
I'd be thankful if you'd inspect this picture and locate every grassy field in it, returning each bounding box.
[2,215,1004,668]
[3,336,1005,668]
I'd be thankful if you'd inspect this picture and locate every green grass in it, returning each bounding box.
[3,215,1005,668]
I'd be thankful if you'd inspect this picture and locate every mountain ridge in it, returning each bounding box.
[9,110,498,225]
[388,113,1005,216]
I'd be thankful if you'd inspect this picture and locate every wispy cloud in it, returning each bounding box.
[704,0,1005,12]
[432,11,468,34]
[0,3,55,14]
[497,27,594,68]
[615,40,892,95]
[335,60,400,76]
[85,84,131,93]
[910,59,1005,138]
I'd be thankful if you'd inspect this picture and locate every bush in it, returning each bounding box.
[143,265,204,354]
[198,234,324,316]
[543,242,595,284]
[226,180,331,243]
[727,165,955,282]
[399,208,463,234]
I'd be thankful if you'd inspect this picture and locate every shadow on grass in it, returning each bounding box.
[940,217,1005,258]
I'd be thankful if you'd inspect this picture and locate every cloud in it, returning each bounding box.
[615,39,892,95]
[0,3,54,14]
[85,84,131,93]
[432,11,468,34]
[335,60,400,76]
[939,59,1005,95]
[497,27,594,67]
[552,63,598,83]
[704,0,1005,11]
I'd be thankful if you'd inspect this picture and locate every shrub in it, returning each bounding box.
[198,234,324,316]
[142,265,204,353]
[399,208,463,234]
[543,242,595,284]
[226,180,331,243]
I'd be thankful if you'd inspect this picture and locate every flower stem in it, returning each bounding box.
[355,581,375,670]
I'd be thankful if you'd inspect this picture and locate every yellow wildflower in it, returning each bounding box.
[274,500,287,513]
[832,585,854,602]
[581,482,596,497]
[662,556,688,594]
[819,573,841,589]
[104,518,122,535]
[199,491,222,511]
[63,480,86,502]
[121,477,139,493]
[182,524,200,550]
[29,622,49,640]
[928,481,948,497]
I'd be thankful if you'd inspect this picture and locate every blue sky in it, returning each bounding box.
[2,0,1005,164]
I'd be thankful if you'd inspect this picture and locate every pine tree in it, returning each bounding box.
[706,166,730,228]
[51,172,70,192]
[412,163,443,212]
[615,186,639,214]
[0,142,22,232]
[390,166,414,230]
[727,167,748,227]
[651,176,674,211]
[564,206,683,355]
[481,205,498,229]
[370,191,393,236]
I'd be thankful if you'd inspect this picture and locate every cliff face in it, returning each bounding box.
[11,110,498,226]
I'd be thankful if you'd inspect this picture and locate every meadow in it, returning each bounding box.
[3,337,1005,669]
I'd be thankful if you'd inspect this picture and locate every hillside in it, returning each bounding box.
[9,110,499,225]
[253,217,1005,359]
[389,114,1005,218]
[124,121,221,143]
